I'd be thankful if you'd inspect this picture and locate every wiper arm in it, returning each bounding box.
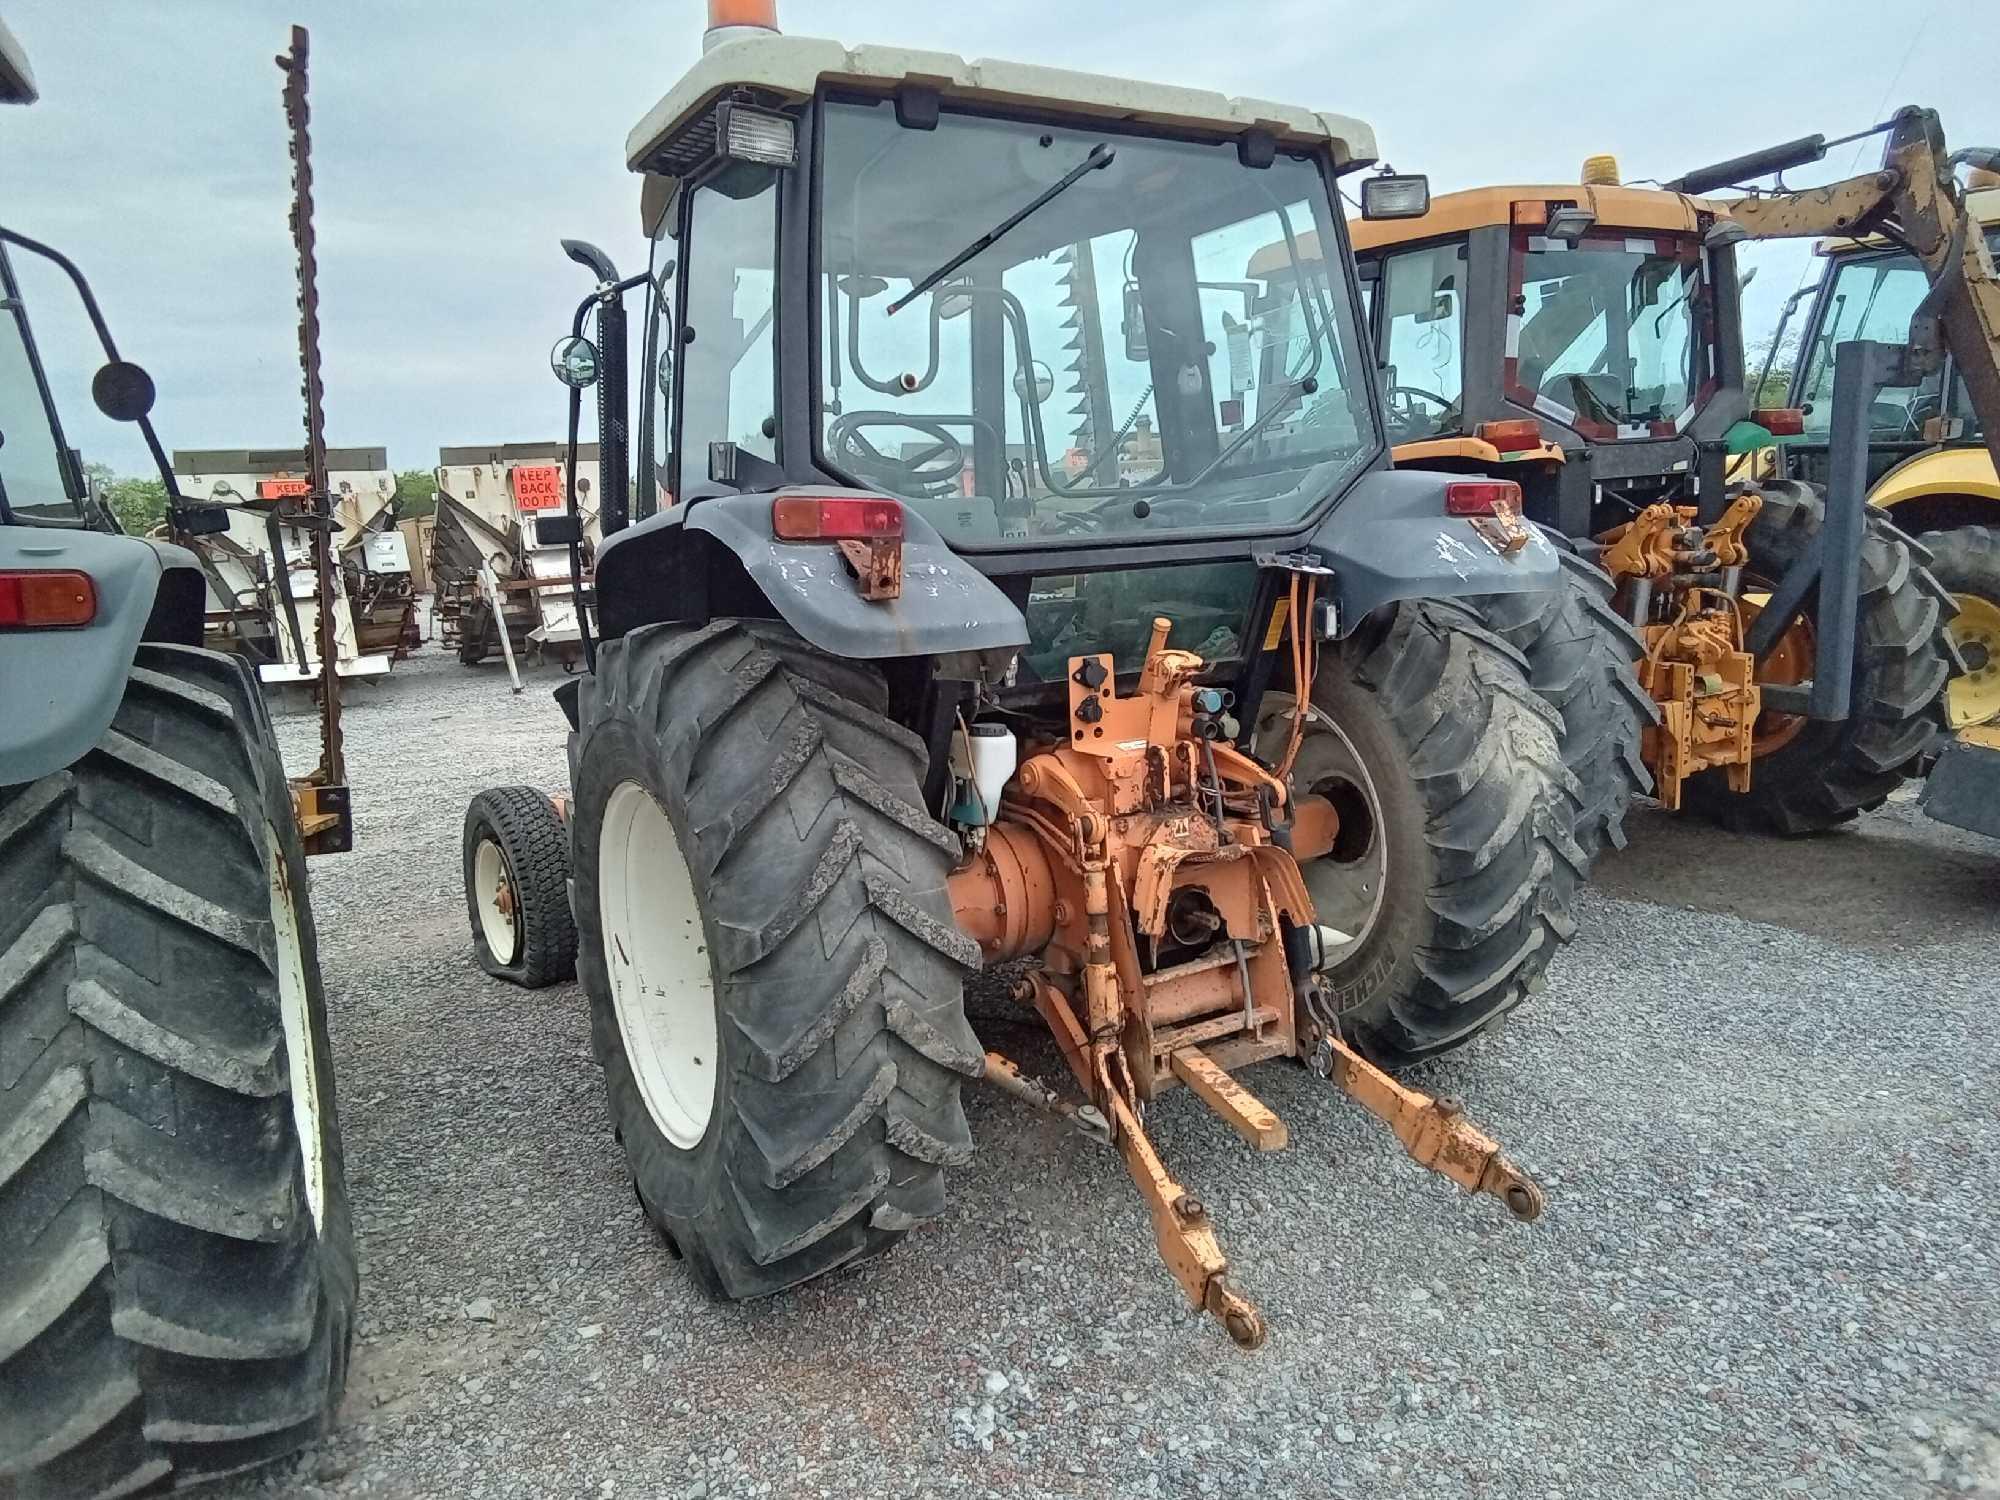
[887,143,1115,316]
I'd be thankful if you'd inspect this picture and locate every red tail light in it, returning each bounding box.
[1476,419,1543,453]
[0,569,97,629]
[1751,407,1806,436]
[1444,481,1522,517]
[771,494,904,541]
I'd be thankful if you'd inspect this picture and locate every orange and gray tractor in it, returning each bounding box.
[1344,110,2000,837]
[460,2,1584,1345]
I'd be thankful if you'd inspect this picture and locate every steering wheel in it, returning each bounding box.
[827,412,967,491]
[1386,384,1457,436]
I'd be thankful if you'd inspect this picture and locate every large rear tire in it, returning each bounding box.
[0,643,355,1497]
[1479,546,1657,865]
[1263,599,1584,1068]
[1684,482,1948,833]
[1917,524,2000,728]
[571,620,983,1299]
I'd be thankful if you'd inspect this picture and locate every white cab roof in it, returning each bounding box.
[627,31,1375,177]
[1,17,38,105]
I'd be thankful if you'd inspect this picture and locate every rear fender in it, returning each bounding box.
[1869,447,2000,511]
[1307,467,1563,629]
[1,530,204,787]
[593,490,1028,662]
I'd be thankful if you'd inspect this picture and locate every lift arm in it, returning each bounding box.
[1689,107,2000,476]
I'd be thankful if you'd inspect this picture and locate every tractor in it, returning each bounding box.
[1344,111,2000,836]
[1763,168,2000,736]
[463,2,1588,1344]
[1,24,354,1495]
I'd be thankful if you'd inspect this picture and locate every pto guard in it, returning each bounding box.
[0,530,199,788]
[1308,467,1562,628]
[594,490,1028,663]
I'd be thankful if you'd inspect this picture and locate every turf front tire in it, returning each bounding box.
[0,643,355,1497]
[463,786,576,989]
[571,620,983,1300]
[1264,599,1584,1068]
[1683,481,1949,833]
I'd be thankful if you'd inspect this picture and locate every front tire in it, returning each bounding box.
[0,644,355,1497]
[1918,524,2000,728]
[571,620,983,1299]
[1684,482,1949,833]
[463,786,575,988]
[1264,599,1584,1068]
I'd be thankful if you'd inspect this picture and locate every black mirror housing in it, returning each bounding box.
[91,359,156,421]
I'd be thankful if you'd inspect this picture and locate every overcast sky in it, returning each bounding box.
[3,0,1990,477]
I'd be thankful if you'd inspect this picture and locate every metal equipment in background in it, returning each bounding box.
[171,444,417,680]
[431,441,602,669]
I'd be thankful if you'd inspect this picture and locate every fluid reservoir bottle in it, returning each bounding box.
[950,722,1017,827]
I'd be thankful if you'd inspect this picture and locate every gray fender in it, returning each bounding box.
[1308,468,1563,631]
[595,489,1029,660]
[1,529,203,787]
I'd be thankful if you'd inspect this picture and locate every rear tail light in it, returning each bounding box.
[0,569,97,629]
[1751,407,1806,436]
[771,494,904,541]
[1476,419,1543,453]
[1444,480,1522,517]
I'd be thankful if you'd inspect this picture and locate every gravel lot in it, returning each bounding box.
[220,638,2000,1500]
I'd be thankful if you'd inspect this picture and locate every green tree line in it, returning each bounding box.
[79,462,438,532]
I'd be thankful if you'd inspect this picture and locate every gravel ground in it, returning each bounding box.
[217,638,2000,1500]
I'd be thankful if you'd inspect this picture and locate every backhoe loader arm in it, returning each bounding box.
[1701,107,2000,475]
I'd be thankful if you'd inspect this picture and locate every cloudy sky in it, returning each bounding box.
[3,0,1990,477]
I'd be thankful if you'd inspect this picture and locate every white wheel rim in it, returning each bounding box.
[598,780,719,1149]
[269,826,327,1232]
[473,837,519,963]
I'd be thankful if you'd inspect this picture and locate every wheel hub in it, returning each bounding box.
[1255,697,1386,965]
[472,838,520,964]
[1944,592,2000,728]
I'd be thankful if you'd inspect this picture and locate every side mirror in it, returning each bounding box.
[656,346,674,398]
[551,335,600,389]
[170,504,231,537]
[1013,361,1055,404]
[1360,173,1430,220]
[91,360,156,421]
[1122,283,1148,362]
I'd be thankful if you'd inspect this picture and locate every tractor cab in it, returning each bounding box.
[563,17,1425,697]
[1346,167,1756,539]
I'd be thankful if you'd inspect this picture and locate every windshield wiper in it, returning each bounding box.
[886,143,1115,316]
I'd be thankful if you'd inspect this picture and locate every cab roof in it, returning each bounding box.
[1,17,38,105]
[1347,183,1711,253]
[626,31,1376,180]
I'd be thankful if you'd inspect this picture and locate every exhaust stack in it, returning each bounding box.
[705,0,778,52]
